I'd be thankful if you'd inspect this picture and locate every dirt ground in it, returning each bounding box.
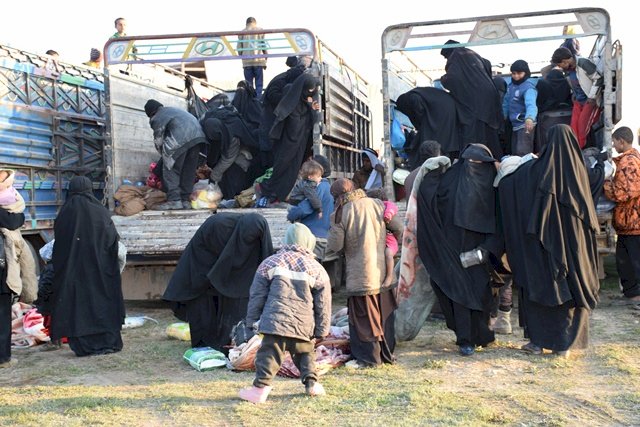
[1,258,639,426]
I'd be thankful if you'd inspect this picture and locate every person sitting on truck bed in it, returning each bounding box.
[440,40,503,159]
[351,148,386,191]
[604,126,640,304]
[256,74,321,208]
[258,56,310,170]
[163,213,273,353]
[144,99,207,210]
[395,87,460,162]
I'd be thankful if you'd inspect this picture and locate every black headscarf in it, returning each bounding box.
[537,69,572,113]
[439,41,501,130]
[498,124,599,308]
[163,212,273,303]
[454,144,497,234]
[50,176,124,340]
[232,81,262,132]
[416,144,499,311]
[396,87,461,161]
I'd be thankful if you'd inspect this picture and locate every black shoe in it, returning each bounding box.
[152,200,183,210]
[459,345,475,356]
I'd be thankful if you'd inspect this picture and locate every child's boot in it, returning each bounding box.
[239,385,272,404]
[304,379,326,397]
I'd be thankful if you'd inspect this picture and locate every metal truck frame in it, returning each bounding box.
[380,8,622,277]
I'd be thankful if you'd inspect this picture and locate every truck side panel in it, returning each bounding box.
[0,45,106,232]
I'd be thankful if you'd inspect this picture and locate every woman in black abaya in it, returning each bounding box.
[440,41,503,159]
[396,87,461,164]
[417,144,502,356]
[498,124,599,355]
[51,176,125,357]
[163,213,273,352]
[256,74,320,206]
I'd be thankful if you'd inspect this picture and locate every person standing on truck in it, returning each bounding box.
[256,74,320,208]
[395,87,460,162]
[144,99,206,210]
[551,47,603,149]
[258,56,310,170]
[351,148,386,191]
[238,17,268,98]
[502,60,538,156]
[604,126,640,304]
[440,40,503,159]
[50,176,125,357]
[83,48,102,69]
[111,17,128,38]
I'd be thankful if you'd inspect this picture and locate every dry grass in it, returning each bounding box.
[1,256,639,426]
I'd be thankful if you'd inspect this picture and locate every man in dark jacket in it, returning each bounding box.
[144,99,206,210]
[239,223,331,404]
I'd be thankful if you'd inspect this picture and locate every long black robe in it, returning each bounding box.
[417,146,500,347]
[0,209,25,363]
[201,109,261,199]
[440,44,503,158]
[51,176,124,356]
[396,87,460,164]
[498,124,599,351]
[163,213,273,352]
[258,66,305,168]
[259,73,318,202]
[232,82,262,134]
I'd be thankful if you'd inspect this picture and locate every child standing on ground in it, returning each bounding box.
[239,223,331,404]
[0,170,37,303]
[287,159,324,218]
[382,200,400,287]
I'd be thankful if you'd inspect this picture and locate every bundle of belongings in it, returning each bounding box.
[190,179,223,210]
[227,308,351,377]
[113,184,167,216]
[11,302,50,348]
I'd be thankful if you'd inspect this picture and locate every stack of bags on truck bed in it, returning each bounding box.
[113,185,166,216]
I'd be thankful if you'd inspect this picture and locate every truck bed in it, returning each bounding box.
[111,208,291,258]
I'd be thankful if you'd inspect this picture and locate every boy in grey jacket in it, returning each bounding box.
[239,223,331,404]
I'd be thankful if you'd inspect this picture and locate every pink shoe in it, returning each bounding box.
[239,385,272,404]
[305,382,326,397]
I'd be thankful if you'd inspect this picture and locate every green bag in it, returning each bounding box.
[183,347,228,371]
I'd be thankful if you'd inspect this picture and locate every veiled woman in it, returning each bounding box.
[498,124,599,356]
[163,213,273,352]
[51,176,125,357]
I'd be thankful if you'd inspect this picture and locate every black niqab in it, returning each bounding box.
[416,145,498,312]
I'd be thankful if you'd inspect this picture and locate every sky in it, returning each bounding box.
[1,0,636,137]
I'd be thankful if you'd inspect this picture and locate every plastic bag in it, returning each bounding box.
[191,182,222,210]
[166,322,191,341]
[183,347,228,371]
[390,108,406,151]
